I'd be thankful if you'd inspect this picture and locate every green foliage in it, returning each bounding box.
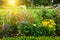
[18,23,45,36]
[45,26,55,36]
[0,28,3,38]
[38,8,57,20]
[2,36,60,40]
[56,24,60,31]
[18,23,55,36]
[55,24,60,36]
[0,7,57,37]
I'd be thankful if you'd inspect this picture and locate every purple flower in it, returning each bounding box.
[4,33,8,37]
[4,24,9,28]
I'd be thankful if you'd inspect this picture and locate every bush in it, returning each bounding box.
[55,24,60,36]
[18,23,55,36]
[0,7,57,37]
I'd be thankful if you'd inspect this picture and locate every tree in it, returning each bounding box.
[34,0,53,6]
[25,0,34,7]
[53,0,60,4]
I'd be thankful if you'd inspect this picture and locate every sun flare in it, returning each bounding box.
[10,0,15,5]
[8,0,16,6]
[4,0,20,7]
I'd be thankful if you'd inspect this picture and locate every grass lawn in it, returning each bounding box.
[2,36,60,40]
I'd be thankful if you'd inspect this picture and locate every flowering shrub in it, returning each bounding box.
[42,19,56,36]
[0,7,58,37]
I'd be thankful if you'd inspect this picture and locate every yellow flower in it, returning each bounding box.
[33,24,36,27]
[50,19,54,23]
[51,22,56,25]
[49,24,54,28]
[53,23,56,25]
[42,19,56,28]
[42,21,48,26]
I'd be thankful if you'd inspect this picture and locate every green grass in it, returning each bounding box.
[2,36,60,40]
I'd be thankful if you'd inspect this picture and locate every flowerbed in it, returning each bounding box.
[0,7,60,38]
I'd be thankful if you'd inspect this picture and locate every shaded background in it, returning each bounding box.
[0,0,60,6]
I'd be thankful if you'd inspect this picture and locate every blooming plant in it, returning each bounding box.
[42,19,56,28]
[42,19,56,36]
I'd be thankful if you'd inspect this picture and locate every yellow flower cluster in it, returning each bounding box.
[42,19,56,28]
